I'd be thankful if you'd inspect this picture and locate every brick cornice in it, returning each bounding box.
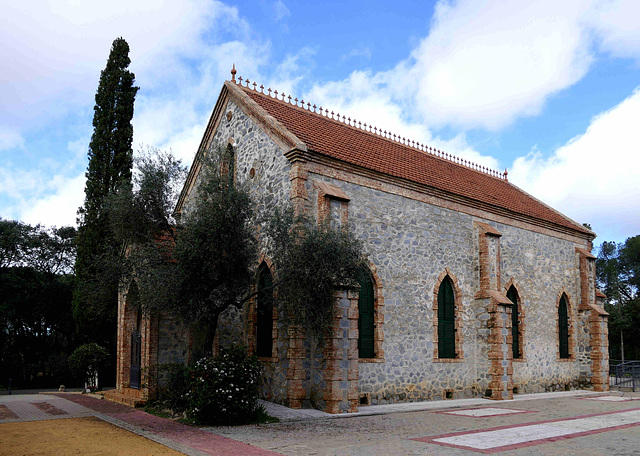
[575,247,596,259]
[475,221,502,237]
[303,158,593,245]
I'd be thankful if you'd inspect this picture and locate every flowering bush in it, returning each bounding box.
[186,345,262,425]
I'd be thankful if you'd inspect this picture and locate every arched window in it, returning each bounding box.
[558,294,570,359]
[126,283,142,389]
[507,286,521,359]
[256,265,274,358]
[358,270,375,359]
[222,143,235,183]
[438,277,456,359]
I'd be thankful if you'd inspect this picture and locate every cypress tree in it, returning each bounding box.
[73,38,139,356]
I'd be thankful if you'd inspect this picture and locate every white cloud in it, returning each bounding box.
[4,0,640,235]
[20,173,86,228]
[0,162,85,228]
[342,46,372,62]
[399,0,595,130]
[300,0,639,133]
[509,87,640,240]
[273,1,291,22]
[0,127,24,152]
[588,0,640,60]
[0,0,274,228]
[0,0,244,130]
[304,71,501,172]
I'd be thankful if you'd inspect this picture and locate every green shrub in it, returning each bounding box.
[186,345,262,425]
[68,343,109,389]
[156,363,190,413]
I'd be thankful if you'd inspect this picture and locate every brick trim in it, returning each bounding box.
[487,297,514,400]
[315,180,349,228]
[503,278,526,362]
[115,281,158,401]
[576,247,596,312]
[289,162,309,217]
[475,222,501,295]
[556,290,575,361]
[433,268,464,362]
[324,289,360,413]
[588,306,610,391]
[286,325,305,409]
[246,258,279,361]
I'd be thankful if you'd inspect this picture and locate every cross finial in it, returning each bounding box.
[231,64,237,82]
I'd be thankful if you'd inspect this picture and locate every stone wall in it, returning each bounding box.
[173,92,604,411]
[310,172,591,403]
[157,315,189,365]
[183,99,293,404]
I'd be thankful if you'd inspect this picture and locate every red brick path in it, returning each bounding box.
[52,394,282,456]
[0,404,19,420]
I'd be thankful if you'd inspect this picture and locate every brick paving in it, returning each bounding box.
[413,408,640,453]
[214,390,640,455]
[1,393,281,456]
[2,390,640,455]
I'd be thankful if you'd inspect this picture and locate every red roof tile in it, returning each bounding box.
[239,85,591,236]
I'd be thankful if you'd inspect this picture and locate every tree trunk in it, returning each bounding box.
[201,313,220,358]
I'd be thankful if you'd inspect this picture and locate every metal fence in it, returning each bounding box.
[610,360,640,392]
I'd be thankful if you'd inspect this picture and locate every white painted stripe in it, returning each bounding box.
[445,408,528,417]
[433,410,640,450]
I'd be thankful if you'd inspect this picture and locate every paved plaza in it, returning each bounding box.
[1,390,639,455]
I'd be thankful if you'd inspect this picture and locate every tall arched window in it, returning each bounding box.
[558,294,570,359]
[358,270,375,359]
[222,143,235,183]
[438,277,456,359]
[126,283,142,389]
[256,265,274,358]
[507,285,521,359]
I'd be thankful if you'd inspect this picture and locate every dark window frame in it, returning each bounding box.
[438,277,456,359]
[507,285,521,359]
[558,294,570,359]
[357,270,376,359]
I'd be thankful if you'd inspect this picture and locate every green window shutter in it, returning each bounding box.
[358,273,375,358]
[438,278,456,359]
[559,295,569,358]
[507,286,520,359]
[256,267,274,357]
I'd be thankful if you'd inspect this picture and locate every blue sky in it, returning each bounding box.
[1,0,640,248]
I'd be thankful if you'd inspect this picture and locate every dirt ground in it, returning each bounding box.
[0,416,184,456]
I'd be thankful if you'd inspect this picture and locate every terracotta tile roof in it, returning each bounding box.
[239,85,591,236]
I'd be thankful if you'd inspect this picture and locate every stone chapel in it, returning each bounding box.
[108,69,609,412]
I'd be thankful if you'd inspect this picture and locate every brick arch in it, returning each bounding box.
[115,280,157,400]
[504,278,526,361]
[556,289,575,360]
[246,255,278,360]
[432,268,464,362]
[358,260,385,362]
[255,253,277,282]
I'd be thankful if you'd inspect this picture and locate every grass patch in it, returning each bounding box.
[248,404,280,424]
